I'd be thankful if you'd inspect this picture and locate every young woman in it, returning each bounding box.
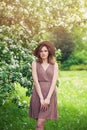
[29,41,59,130]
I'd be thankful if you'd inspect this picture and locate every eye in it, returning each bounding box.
[40,50,48,52]
[40,50,43,52]
[44,50,48,52]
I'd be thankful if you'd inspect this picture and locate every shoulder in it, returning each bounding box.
[54,62,58,67]
[32,61,37,67]
[54,62,58,70]
[32,61,36,65]
[32,61,40,67]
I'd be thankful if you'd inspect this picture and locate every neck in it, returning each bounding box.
[42,59,48,64]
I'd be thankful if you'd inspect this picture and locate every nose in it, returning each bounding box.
[42,51,45,54]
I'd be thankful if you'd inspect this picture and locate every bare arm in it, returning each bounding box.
[45,62,58,103]
[32,61,44,100]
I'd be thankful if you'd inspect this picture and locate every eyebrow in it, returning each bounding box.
[40,49,48,51]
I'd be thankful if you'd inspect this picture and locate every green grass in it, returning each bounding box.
[0,71,87,130]
[56,70,87,130]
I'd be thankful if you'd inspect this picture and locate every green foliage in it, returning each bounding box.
[55,48,62,61]
[0,103,36,130]
[61,26,87,70]
[70,64,87,70]
[50,26,75,61]
[0,25,37,106]
[61,53,87,70]
[11,83,29,108]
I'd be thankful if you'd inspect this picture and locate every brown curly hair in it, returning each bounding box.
[33,41,56,64]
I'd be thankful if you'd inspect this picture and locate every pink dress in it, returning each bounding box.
[29,62,58,120]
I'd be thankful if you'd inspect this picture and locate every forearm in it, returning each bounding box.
[32,61,44,100]
[34,81,44,99]
[46,63,58,100]
[46,83,56,99]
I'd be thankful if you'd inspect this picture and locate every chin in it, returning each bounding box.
[42,57,47,59]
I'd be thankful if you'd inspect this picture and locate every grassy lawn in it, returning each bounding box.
[0,71,87,130]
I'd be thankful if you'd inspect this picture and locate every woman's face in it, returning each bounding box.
[39,46,49,60]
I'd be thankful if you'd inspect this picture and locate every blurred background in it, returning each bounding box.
[0,0,87,130]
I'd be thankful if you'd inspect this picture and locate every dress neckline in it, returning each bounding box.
[40,63,50,72]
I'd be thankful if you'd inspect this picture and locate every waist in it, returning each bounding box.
[38,81,50,82]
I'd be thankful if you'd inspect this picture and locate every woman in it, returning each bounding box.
[29,41,58,130]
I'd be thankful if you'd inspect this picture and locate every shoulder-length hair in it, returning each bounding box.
[33,41,56,64]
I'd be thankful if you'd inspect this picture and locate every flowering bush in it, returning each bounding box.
[0,25,37,105]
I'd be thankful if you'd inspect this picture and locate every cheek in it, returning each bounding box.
[47,52,49,56]
[39,53,42,57]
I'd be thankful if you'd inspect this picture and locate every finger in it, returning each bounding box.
[43,104,48,111]
[40,105,47,111]
[44,106,48,111]
[40,104,45,111]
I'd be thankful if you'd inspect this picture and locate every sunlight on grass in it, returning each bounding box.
[0,71,87,130]
[56,70,87,130]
